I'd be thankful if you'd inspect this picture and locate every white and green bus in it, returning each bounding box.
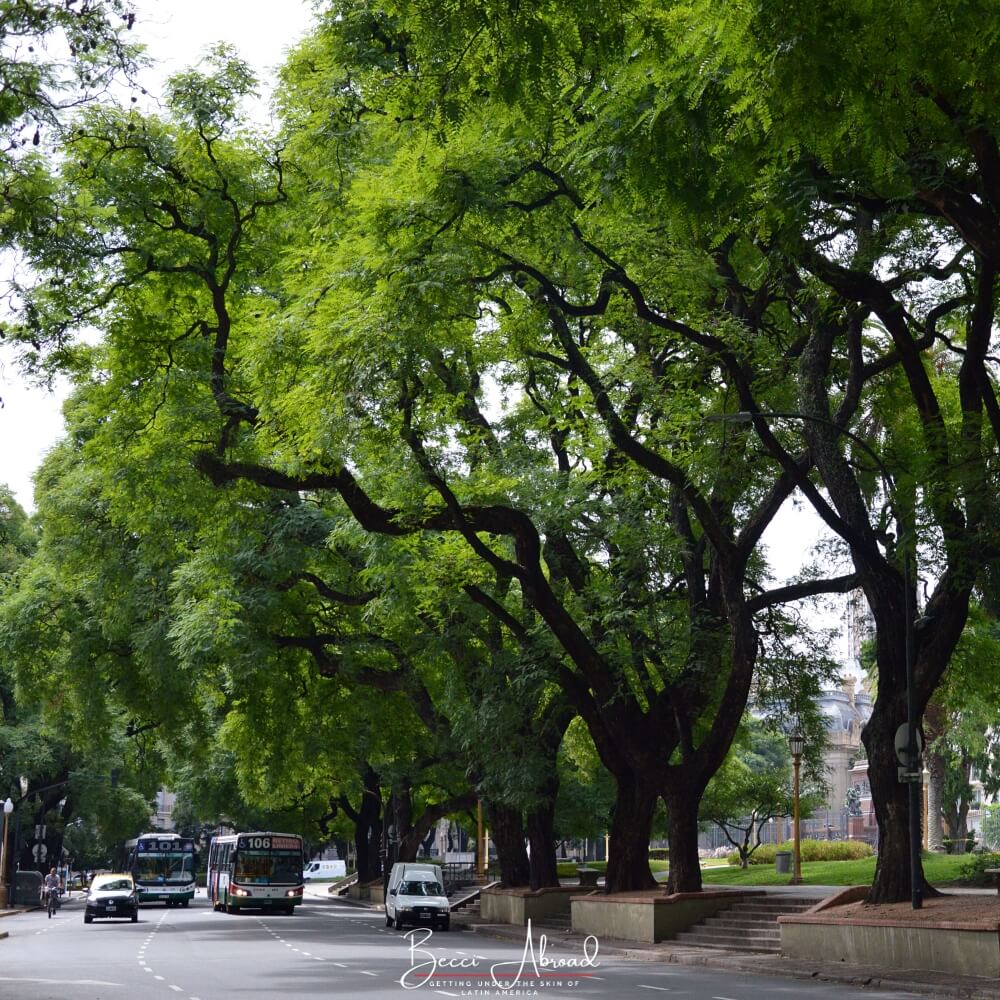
[207,832,304,914]
[123,833,197,906]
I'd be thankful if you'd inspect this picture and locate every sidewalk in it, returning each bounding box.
[453,886,1000,1000]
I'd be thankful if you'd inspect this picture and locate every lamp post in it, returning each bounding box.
[0,798,13,909]
[788,733,804,885]
[709,409,923,907]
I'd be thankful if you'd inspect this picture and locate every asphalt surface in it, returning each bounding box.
[0,887,942,1000]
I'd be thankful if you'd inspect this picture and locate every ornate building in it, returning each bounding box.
[815,678,872,839]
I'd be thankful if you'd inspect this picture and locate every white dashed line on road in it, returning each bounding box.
[638,988,672,993]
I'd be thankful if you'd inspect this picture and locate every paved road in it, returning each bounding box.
[0,891,927,1000]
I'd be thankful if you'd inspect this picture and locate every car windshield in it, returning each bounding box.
[95,878,133,892]
[400,880,443,896]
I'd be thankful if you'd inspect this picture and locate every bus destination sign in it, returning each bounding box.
[137,839,195,853]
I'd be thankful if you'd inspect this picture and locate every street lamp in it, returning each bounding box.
[788,734,805,885]
[709,408,923,908]
[0,798,13,909]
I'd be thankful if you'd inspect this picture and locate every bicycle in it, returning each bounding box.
[45,886,59,918]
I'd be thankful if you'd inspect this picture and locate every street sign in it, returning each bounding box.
[894,724,924,765]
[898,767,923,783]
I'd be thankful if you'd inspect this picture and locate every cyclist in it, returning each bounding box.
[43,868,61,917]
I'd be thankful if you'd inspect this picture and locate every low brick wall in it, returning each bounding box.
[348,879,385,904]
[779,888,1000,978]
[480,886,591,925]
[570,889,763,944]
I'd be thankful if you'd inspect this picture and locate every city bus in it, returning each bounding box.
[122,833,197,906]
[207,831,304,914]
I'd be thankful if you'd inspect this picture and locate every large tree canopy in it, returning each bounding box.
[4,0,999,904]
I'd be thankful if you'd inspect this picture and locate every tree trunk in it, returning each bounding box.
[344,764,383,883]
[526,798,560,890]
[487,803,530,887]
[397,793,477,862]
[605,772,658,892]
[662,785,703,894]
[863,700,929,902]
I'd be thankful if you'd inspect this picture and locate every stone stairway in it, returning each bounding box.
[534,911,572,932]
[449,881,500,914]
[673,894,826,953]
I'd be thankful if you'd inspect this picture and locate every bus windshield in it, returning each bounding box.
[135,852,195,883]
[234,850,301,885]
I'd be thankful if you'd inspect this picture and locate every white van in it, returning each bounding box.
[385,862,450,931]
[303,860,347,881]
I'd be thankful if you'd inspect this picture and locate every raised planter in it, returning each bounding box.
[480,885,591,925]
[347,878,385,903]
[570,889,763,944]
[779,887,1000,978]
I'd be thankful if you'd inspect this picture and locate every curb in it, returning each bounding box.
[460,921,1000,1000]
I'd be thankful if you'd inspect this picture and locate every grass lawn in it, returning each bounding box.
[556,853,977,887]
[700,852,972,887]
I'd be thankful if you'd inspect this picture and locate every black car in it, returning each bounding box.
[84,874,139,923]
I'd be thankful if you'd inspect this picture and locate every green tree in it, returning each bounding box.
[700,722,825,869]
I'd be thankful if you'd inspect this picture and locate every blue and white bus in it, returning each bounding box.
[123,833,197,906]
[207,832,304,914]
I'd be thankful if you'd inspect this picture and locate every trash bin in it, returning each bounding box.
[13,870,42,906]
[774,851,792,874]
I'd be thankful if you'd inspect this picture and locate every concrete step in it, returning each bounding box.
[703,914,782,928]
[683,924,780,942]
[674,931,780,953]
[728,898,823,911]
[671,894,825,953]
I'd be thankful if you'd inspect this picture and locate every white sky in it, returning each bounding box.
[0,0,315,513]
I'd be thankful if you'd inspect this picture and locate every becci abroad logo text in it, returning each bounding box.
[399,919,600,992]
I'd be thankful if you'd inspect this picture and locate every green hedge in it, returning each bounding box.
[648,848,669,861]
[959,851,1000,886]
[726,839,875,866]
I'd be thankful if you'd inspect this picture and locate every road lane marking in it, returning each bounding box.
[0,978,123,987]
[155,975,164,981]
[435,992,460,998]
[169,986,183,993]
[331,962,348,968]
[638,988,671,993]
[361,970,377,976]
[712,996,741,999]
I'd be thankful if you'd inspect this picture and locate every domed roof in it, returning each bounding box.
[817,686,872,732]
